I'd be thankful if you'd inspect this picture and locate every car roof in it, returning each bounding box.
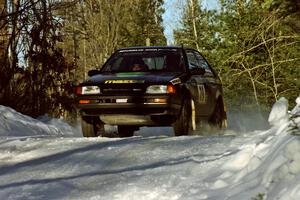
[116,46,195,53]
[118,46,182,50]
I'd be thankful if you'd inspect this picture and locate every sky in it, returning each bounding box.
[162,0,220,44]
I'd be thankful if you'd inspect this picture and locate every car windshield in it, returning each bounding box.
[101,49,184,73]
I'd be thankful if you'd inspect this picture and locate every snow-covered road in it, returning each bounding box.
[0,96,300,200]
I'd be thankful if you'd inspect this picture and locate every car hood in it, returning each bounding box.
[82,72,183,85]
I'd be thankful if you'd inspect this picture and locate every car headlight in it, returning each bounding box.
[146,85,176,94]
[76,86,100,95]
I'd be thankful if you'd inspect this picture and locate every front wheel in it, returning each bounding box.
[81,117,105,137]
[117,125,138,137]
[173,98,192,136]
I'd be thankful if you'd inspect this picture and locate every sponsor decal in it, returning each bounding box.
[104,80,145,84]
[197,84,207,104]
[170,78,181,85]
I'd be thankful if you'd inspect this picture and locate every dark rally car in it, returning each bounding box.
[76,46,227,137]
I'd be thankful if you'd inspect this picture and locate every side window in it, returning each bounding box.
[186,51,199,69]
[194,52,213,75]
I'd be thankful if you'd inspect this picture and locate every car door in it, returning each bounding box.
[185,50,210,117]
[194,51,221,117]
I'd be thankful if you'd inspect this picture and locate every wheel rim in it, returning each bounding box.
[191,99,196,131]
[183,99,192,134]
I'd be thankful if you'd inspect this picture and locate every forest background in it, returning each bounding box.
[0,0,299,122]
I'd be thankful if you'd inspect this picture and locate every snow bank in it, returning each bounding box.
[0,105,79,137]
[268,97,289,126]
[203,96,300,200]
[1,95,300,200]
[38,114,81,137]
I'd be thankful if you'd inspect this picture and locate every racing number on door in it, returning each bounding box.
[197,84,206,104]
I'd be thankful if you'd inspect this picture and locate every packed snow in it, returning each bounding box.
[0,95,300,200]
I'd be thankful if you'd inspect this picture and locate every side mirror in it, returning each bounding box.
[88,69,101,77]
[190,67,205,75]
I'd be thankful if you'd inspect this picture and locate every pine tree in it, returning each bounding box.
[174,0,300,109]
[174,0,218,61]
[122,0,166,46]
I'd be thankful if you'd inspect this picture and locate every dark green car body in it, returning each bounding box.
[76,46,227,137]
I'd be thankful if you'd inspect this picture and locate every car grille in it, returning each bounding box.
[101,84,145,95]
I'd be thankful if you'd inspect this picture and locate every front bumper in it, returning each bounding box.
[77,94,181,125]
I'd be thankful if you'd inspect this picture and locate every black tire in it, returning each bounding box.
[209,100,227,130]
[173,98,192,136]
[117,125,136,137]
[81,117,105,137]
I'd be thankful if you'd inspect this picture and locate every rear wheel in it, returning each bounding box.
[209,100,227,130]
[117,125,137,137]
[173,98,192,136]
[81,117,105,137]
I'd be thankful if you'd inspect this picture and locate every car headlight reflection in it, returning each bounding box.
[146,85,176,94]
